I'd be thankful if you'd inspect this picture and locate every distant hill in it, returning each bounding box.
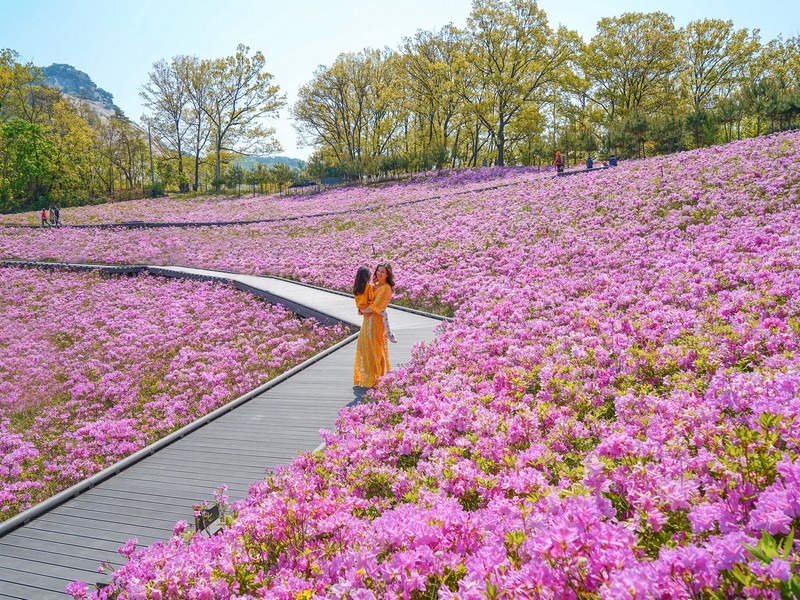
[42,63,121,117]
[236,156,307,170]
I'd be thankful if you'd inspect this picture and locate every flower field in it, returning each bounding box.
[0,167,539,226]
[3,131,800,598]
[0,268,348,522]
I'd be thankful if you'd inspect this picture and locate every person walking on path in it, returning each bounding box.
[554,151,564,173]
[353,263,394,388]
[41,208,49,227]
[48,207,55,226]
[54,205,61,226]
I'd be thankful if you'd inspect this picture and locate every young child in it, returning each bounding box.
[353,266,374,312]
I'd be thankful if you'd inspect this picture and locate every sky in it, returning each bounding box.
[1,0,797,161]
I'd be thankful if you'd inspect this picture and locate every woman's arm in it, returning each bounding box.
[368,285,392,313]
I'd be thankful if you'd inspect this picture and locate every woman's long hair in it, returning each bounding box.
[375,263,395,289]
[353,266,372,296]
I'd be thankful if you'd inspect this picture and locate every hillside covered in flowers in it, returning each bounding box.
[0,167,539,227]
[3,132,799,597]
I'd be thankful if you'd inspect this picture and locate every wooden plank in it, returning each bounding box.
[0,555,98,586]
[160,438,318,452]
[0,545,103,574]
[0,530,121,556]
[103,465,260,487]
[0,538,106,567]
[0,579,61,600]
[4,527,124,552]
[118,464,264,486]
[83,479,222,499]
[117,462,265,484]
[171,423,335,437]
[158,438,317,455]
[133,448,298,469]
[62,486,218,510]
[37,504,187,534]
[20,518,166,542]
[0,569,76,598]
[92,470,242,493]
[156,441,287,460]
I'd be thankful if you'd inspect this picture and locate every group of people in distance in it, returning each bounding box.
[40,206,61,226]
[553,151,618,173]
[353,263,396,389]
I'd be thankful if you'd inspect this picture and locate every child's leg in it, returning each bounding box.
[382,310,397,343]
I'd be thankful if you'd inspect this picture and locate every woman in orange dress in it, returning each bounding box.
[353,263,394,387]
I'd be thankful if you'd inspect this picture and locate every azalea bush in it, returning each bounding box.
[7,131,800,598]
[0,268,348,521]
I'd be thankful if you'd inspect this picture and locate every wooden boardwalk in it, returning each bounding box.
[0,266,443,599]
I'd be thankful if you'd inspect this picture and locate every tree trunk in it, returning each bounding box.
[193,152,201,191]
[496,136,505,167]
[450,128,460,169]
[496,119,505,167]
[215,138,222,188]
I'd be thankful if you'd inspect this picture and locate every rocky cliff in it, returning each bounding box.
[42,63,121,116]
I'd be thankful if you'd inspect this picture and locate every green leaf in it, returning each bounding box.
[780,528,795,559]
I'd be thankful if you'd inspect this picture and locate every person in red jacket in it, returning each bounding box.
[554,151,564,173]
[41,208,49,227]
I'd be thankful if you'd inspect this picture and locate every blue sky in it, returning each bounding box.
[1,0,797,160]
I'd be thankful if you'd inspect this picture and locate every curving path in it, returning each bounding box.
[0,264,444,599]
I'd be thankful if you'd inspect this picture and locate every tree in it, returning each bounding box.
[92,115,147,196]
[245,163,265,195]
[464,0,581,166]
[174,55,212,191]
[715,94,747,142]
[293,48,402,176]
[755,36,800,131]
[270,162,298,193]
[649,113,685,154]
[400,25,469,168]
[679,19,759,147]
[227,162,245,192]
[140,58,192,187]
[583,12,682,129]
[45,99,95,204]
[202,45,285,187]
[680,19,759,113]
[0,49,40,122]
[0,119,56,209]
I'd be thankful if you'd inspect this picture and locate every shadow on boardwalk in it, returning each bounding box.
[348,386,371,407]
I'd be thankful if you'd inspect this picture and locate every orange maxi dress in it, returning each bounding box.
[353,282,392,387]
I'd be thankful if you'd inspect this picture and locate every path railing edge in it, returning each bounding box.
[0,259,145,275]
